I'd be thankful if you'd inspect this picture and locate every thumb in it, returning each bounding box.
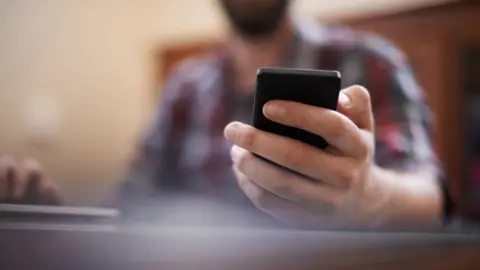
[337,85,374,132]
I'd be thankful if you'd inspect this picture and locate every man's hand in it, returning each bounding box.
[224,85,442,229]
[0,156,62,205]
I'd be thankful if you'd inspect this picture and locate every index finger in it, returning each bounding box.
[263,101,368,158]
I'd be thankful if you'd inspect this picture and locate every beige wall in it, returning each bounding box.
[0,0,450,205]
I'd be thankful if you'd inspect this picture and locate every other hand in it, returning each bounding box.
[0,156,62,205]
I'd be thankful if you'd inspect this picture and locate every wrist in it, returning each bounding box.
[368,166,443,228]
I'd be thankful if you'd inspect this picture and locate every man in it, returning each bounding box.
[0,0,458,228]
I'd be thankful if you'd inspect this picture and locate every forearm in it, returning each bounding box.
[371,166,443,228]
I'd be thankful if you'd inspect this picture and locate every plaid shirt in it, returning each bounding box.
[135,24,437,203]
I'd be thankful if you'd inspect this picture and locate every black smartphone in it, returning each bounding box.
[252,68,341,168]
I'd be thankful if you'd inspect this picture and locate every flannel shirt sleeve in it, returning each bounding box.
[358,36,438,173]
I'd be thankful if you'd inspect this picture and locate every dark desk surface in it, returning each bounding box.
[1,222,480,270]
[1,200,480,270]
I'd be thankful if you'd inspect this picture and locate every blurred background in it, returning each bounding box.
[0,0,478,213]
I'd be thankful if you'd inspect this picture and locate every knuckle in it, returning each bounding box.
[357,142,370,161]
[282,143,304,166]
[349,169,361,187]
[358,133,375,161]
[240,126,258,149]
[337,168,358,187]
[329,115,350,139]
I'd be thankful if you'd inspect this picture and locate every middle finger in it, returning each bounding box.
[263,100,368,158]
[225,122,355,187]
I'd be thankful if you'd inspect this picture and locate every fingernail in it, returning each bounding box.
[224,122,241,141]
[264,103,285,117]
[339,92,351,107]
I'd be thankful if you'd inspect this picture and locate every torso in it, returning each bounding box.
[175,30,323,201]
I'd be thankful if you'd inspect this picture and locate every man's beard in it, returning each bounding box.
[219,0,291,39]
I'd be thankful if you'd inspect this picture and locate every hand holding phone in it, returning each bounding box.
[226,78,397,229]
